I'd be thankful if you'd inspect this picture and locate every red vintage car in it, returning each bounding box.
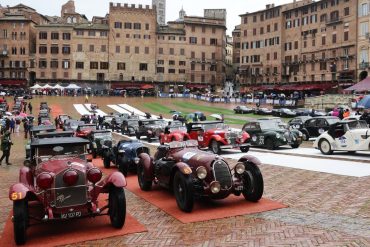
[75,124,97,138]
[9,137,127,245]
[187,121,250,154]
[159,121,190,145]
[137,140,263,212]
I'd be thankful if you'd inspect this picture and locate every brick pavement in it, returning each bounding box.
[0,97,369,246]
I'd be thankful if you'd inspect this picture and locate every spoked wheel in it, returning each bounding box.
[109,187,126,228]
[173,171,194,212]
[240,146,250,153]
[210,140,221,154]
[241,163,264,202]
[319,139,333,155]
[265,138,275,150]
[137,164,152,191]
[13,199,28,245]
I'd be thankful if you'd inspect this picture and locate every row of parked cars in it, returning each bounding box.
[233,105,326,117]
[9,106,265,245]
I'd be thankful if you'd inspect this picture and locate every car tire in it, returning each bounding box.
[109,187,126,228]
[118,158,128,177]
[291,143,300,149]
[319,139,333,155]
[13,199,28,245]
[173,171,194,212]
[302,130,309,141]
[104,156,111,168]
[210,140,221,154]
[242,163,264,202]
[135,132,141,140]
[265,138,275,150]
[137,164,152,191]
[240,146,250,153]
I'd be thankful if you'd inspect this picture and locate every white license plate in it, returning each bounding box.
[61,211,82,219]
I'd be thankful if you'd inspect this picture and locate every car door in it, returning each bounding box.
[305,119,318,137]
[316,119,329,136]
[244,122,260,146]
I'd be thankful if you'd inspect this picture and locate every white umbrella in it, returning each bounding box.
[5,112,12,116]
[30,84,42,89]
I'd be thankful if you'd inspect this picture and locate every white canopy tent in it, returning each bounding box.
[65,84,81,89]
[53,84,65,89]
[41,84,53,89]
[30,84,42,89]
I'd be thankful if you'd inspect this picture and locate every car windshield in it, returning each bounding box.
[93,132,112,139]
[37,144,86,157]
[80,125,96,131]
[327,118,340,125]
[259,120,285,130]
[203,123,228,131]
[347,120,368,130]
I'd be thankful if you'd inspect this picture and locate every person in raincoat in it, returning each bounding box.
[0,130,12,165]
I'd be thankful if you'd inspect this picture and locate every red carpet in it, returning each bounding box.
[1,196,146,247]
[93,159,287,223]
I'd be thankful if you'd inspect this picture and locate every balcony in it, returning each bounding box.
[359,62,369,70]
[0,50,8,57]
[326,17,342,26]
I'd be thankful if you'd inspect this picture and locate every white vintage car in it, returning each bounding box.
[313,120,370,155]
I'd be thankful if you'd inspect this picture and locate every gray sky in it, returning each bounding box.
[1,0,292,34]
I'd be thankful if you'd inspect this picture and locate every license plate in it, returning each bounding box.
[61,211,82,219]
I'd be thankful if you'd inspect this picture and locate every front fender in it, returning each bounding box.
[211,135,227,144]
[238,155,261,166]
[9,183,32,201]
[138,153,154,181]
[173,162,192,175]
[98,171,127,192]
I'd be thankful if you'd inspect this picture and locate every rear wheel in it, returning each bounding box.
[302,130,309,141]
[104,156,111,168]
[109,187,126,228]
[173,171,194,212]
[240,146,250,153]
[137,164,152,191]
[242,163,264,202]
[210,140,221,154]
[118,157,128,176]
[291,143,300,149]
[265,138,275,150]
[319,139,333,155]
[13,199,28,245]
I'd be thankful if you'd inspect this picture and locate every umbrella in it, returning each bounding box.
[357,95,370,109]
[18,112,27,117]
[210,114,222,120]
[5,112,12,116]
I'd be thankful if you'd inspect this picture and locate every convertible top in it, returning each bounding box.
[31,125,56,132]
[35,131,75,138]
[31,137,89,147]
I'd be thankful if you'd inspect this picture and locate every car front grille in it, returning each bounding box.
[213,160,232,190]
[54,170,87,208]
[228,132,238,145]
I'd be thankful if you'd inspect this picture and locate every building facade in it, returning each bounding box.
[358,0,370,80]
[237,0,358,90]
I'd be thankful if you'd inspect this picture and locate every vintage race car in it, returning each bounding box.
[57,114,71,129]
[255,108,272,115]
[313,120,370,154]
[288,116,313,141]
[63,119,85,132]
[301,116,340,140]
[10,137,126,245]
[187,121,250,154]
[137,140,264,212]
[103,139,150,176]
[121,118,139,136]
[76,124,97,138]
[90,103,98,112]
[233,106,254,114]
[88,130,113,158]
[135,119,168,142]
[243,118,303,150]
[159,121,189,145]
[25,125,57,159]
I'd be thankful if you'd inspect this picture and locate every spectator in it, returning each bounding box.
[23,102,27,113]
[158,114,163,119]
[10,118,15,133]
[23,120,29,139]
[98,115,103,130]
[5,118,10,131]
[85,94,89,103]
[15,118,21,133]
[111,117,116,132]
[28,102,32,114]
[0,130,12,165]
[338,108,344,120]
[343,109,350,119]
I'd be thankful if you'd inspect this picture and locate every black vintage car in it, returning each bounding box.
[288,116,313,141]
[135,119,167,142]
[279,108,297,117]
[87,130,113,158]
[234,106,254,114]
[302,116,340,139]
[25,125,57,159]
[255,108,273,115]
[137,140,263,212]
[63,119,85,132]
[121,118,140,136]
[103,139,150,175]
[243,118,303,150]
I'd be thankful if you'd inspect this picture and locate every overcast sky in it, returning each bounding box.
[1,0,292,34]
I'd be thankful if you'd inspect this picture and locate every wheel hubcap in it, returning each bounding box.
[321,141,330,153]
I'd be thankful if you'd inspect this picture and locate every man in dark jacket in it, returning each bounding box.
[0,130,12,165]
[28,102,32,114]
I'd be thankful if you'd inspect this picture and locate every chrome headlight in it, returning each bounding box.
[235,162,245,175]
[210,181,221,194]
[134,157,140,164]
[276,133,281,138]
[196,166,207,180]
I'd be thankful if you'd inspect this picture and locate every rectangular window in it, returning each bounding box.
[76,30,84,36]
[189,37,197,44]
[202,38,206,45]
[62,33,71,40]
[62,46,70,54]
[139,63,148,71]
[50,60,58,68]
[344,31,348,41]
[145,23,149,30]
[179,69,185,74]
[116,46,120,53]
[191,52,195,59]
[115,22,122,28]
[168,68,176,74]
[101,45,106,52]
[88,31,95,36]
[169,48,174,55]
[125,46,130,53]
[361,3,368,16]
[159,47,163,54]
[360,22,369,36]
[322,36,326,45]
[77,44,83,52]
[51,32,59,40]
[180,49,185,55]
[145,47,149,54]
[135,47,139,54]
[134,23,141,29]
[124,22,131,29]
[191,64,195,70]
[50,46,58,54]
[179,61,186,66]
[39,32,47,39]
[117,62,125,70]
[157,67,164,73]
[169,60,175,65]
[157,60,164,65]
[344,7,349,16]
[210,38,217,45]
[62,60,70,69]
[89,45,94,52]
[100,31,108,37]
[332,34,336,43]
[76,62,84,69]
[90,62,98,69]
[39,60,47,68]
[100,62,109,70]
[39,46,47,54]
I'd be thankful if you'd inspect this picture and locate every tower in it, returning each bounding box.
[179,6,186,21]
[152,0,166,25]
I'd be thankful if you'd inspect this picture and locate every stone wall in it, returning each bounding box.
[304,94,354,110]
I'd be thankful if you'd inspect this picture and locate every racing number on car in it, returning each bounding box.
[11,192,22,200]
